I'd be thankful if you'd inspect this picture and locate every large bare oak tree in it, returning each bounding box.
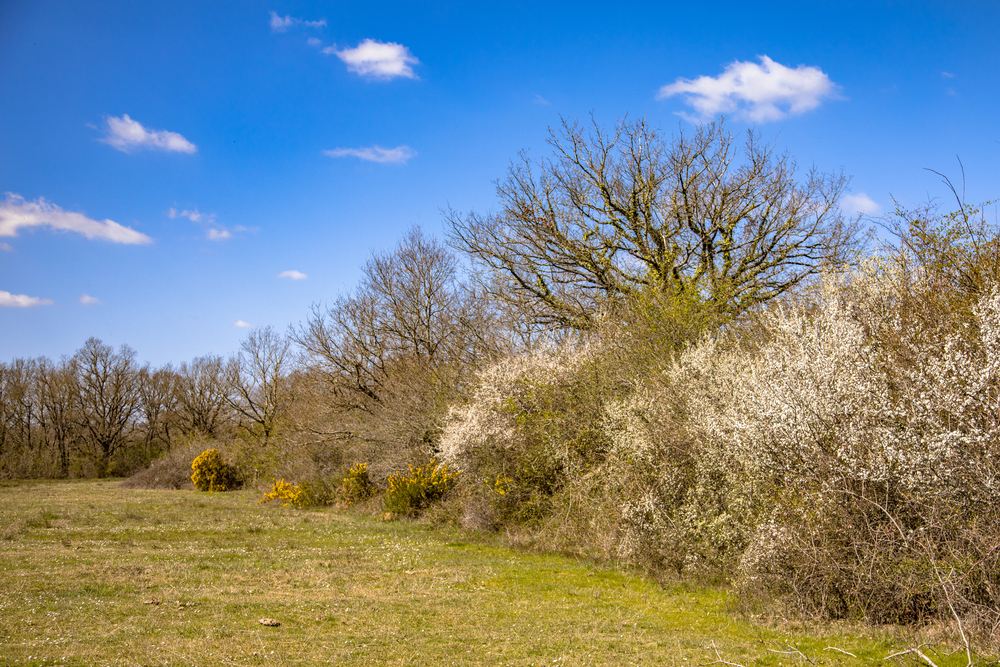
[447,118,858,330]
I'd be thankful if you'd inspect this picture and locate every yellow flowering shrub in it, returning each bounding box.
[384,459,458,517]
[487,475,511,495]
[190,448,236,492]
[341,463,376,505]
[259,478,304,507]
[259,478,333,508]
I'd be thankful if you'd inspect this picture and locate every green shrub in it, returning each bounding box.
[384,459,458,517]
[190,448,237,492]
[341,463,376,505]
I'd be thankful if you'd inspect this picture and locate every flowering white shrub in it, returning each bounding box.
[696,268,1000,626]
[439,346,596,472]
[439,345,610,528]
[606,338,758,576]
[440,256,1000,637]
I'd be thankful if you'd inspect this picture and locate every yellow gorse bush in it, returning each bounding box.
[190,448,235,492]
[384,459,458,517]
[259,478,334,508]
[341,463,376,504]
[486,475,511,495]
[259,478,307,507]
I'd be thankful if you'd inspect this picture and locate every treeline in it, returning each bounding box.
[0,332,295,479]
[4,118,1000,646]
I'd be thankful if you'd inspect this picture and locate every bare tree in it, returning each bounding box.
[137,364,177,449]
[225,326,294,444]
[174,355,230,438]
[0,358,38,469]
[296,227,498,416]
[447,117,858,330]
[73,338,142,476]
[35,357,79,477]
[294,227,502,470]
[0,361,22,456]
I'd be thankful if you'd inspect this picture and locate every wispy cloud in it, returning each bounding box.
[323,145,416,164]
[270,12,294,31]
[326,39,419,80]
[533,93,551,106]
[0,242,12,252]
[168,207,214,224]
[842,192,881,216]
[0,290,53,308]
[942,71,955,79]
[207,225,256,241]
[658,56,838,122]
[269,11,325,32]
[0,193,152,245]
[278,270,307,280]
[233,319,254,328]
[168,206,251,241]
[100,114,197,154]
[79,293,102,306]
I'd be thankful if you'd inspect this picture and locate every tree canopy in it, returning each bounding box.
[447,117,858,330]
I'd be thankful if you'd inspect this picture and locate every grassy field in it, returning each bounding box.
[0,479,971,666]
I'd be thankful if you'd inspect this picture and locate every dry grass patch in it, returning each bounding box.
[0,480,969,666]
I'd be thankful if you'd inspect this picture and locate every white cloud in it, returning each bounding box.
[168,207,213,224]
[328,39,419,79]
[270,11,325,32]
[233,320,254,328]
[533,93,551,106]
[657,55,838,122]
[0,242,12,252]
[323,145,416,164]
[942,71,955,78]
[270,12,295,31]
[278,270,307,280]
[0,193,152,245]
[79,293,102,306]
[0,290,53,308]
[100,114,197,154]
[842,192,881,216]
[169,206,243,240]
[307,37,322,47]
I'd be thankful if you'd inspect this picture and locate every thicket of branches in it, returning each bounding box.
[5,118,999,649]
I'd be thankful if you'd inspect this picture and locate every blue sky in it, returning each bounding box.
[2,0,998,365]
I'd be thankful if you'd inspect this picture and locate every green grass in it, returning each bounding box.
[0,479,972,666]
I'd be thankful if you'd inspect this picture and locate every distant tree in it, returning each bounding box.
[174,355,230,438]
[447,117,859,330]
[137,364,177,449]
[294,227,501,464]
[0,358,37,465]
[225,326,295,444]
[73,338,142,476]
[296,227,498,415]
[35,357,79,477]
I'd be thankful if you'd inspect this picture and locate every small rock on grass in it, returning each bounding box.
[259,618,280,627]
